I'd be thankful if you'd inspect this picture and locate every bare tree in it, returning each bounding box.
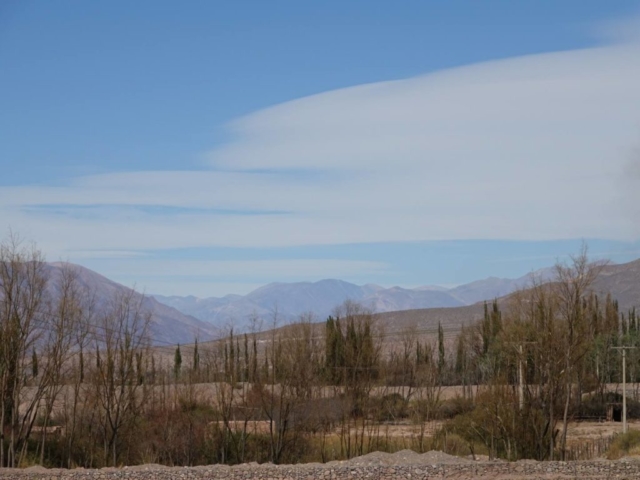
[554,247,603,459]
[35,264,90,465]
[0,234,48,467]
[90,288,151,466]
[61,286,93,468]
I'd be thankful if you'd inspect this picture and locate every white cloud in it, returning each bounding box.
[2,37,640,261]
[79,259,387,297]
[65,250,149,260]
[90,259,386,278]
[148,281,265,298]
[593,15,640,44]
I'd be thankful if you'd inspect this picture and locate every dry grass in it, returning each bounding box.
[606,428,640,459]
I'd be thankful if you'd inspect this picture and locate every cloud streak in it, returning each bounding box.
[2,36,640,266]
[77,259,388,297]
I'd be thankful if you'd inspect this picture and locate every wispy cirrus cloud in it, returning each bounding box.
[76,259,388,297]
[95,258,387,279]
[2,29,640,276]
[68,250,149,260]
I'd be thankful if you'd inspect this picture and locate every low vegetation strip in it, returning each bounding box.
[4,239,640,468]
[3,456,640,480]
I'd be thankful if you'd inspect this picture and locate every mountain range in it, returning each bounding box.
[45,263,220,345]
[153,266,558,331]
[35,259,640,345]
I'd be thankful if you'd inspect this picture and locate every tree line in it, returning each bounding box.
[1,236,638,467]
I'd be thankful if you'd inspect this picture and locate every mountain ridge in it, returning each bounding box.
[152,265,562,330]
[44,263,220,345]
[36,259,640,343]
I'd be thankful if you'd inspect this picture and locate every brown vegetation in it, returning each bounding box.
[1,236,639,468]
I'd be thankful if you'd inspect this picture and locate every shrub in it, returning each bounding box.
[606,429,640,459]
[436,396,474,419]
[376,393,407,422]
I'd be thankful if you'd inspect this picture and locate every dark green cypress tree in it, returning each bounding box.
[31,348,38,378]
[491,299,502,338]
[236,337,242,381]
[438,321,445,377]
[455,325,466,377]
[193,339,200,372]
[136,351,144,385]
[229,330,235,381]
[224,343,229,380]
[325,316,346,383]
[252,336,258,382]
[174,344,182,380]
[79,346,85,383]
[263,346,269,380]
[151,355,156,384]
[244,334,249,381]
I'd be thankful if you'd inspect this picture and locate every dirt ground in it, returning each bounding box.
[565,420,627,445]
[349,419,631,441]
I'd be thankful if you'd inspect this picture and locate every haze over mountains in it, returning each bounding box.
[153,267,558,331]
[590,260,640,313]
[45,263,220,345]
[39,259,640,345]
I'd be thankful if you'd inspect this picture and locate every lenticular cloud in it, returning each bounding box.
[3,40,640,259]
[206,43,640,242]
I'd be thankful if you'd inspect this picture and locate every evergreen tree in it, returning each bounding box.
[79,346,84,383]
[193,339,200,371]
[150,355,156,384]
[136,352,144,385]
[263,346,269,380]
[224,342,229,379]
[236,337,241,381]
[481,300,502,355]
[243,334,249,381]
[324,316,344,383]
[174,344,182,380]
[229,330,235,381]
[438,321,445,377]
[252,336,258,382]
[31,349,38,378]
[455,325,466,378]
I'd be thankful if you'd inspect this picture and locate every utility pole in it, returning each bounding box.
[624,348,627,434]
[612,346,636,434]
[518,344,524,410]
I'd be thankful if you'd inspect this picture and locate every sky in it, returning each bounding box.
[2,1,640,297]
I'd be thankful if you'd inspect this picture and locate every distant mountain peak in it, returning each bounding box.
[150,258,640,334]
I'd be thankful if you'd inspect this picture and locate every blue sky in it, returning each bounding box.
[2,1,640,296]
